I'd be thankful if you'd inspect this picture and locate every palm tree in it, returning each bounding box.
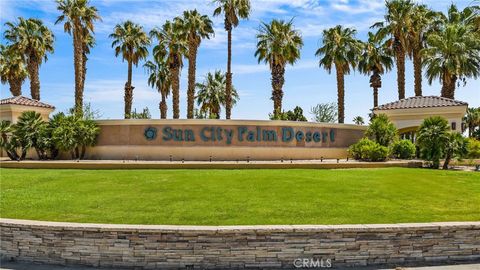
[372,0,414,100]
[421,4,480,99]
[443,132,467,169]
[316,25,361,123]
[196,70,239,119]
[464,107,480,138]
[213,0,250,119]
[176,10,214,119]
[255,19,303,118]
[0,44,28,96]
[353,116,365,125]
[408,4,439,97]
[4,18,54,100]
[358,32,393,108]
[81,30,95,94]
[422,23,480,99]
[56,0,100,116]
[144,45,171,119]
[109,21,150,119]
[150,21,187,119]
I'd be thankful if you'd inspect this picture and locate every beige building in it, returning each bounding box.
[0,96,55,123]
[373,96,468,140]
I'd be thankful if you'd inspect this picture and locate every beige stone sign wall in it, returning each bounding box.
[87,120,366,161]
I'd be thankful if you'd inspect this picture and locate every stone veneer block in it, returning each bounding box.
[1,219,480,269]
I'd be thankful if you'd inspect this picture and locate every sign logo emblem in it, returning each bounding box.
[144,127,157,141]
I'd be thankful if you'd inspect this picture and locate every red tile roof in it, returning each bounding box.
[0,96,55,109]
[375,96,467,110]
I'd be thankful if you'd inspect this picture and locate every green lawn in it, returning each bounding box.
[0,168,479,225]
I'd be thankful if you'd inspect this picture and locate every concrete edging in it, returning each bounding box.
[1,218,479,269]
[0,160,423,169]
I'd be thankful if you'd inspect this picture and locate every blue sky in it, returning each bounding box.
[1,0,479,122]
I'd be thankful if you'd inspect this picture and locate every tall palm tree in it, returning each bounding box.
[150,21,187,119]
[358,32,393,108]
[255,19,303,117]
[109,21,150,119]
[144,45,171,119]
[56,0,100,116]
[409,4,440,97]
[213,0,250,119]
[4,18,54,100]
[0,44,28,96]
[372,0,414,100]
[196,70,239,119]
[81,30,95,94]
[176,10,214,119]
[315,25,361,123]
[464,107,480,138]
[422,23,480,99]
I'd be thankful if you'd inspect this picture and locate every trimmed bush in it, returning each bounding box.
[466,138,480,159]
[391,140,416,159]
[365,114,398,147]
[349,138,389,162]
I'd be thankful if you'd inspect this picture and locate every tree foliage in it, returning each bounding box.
[416,116,450,168]
[365,114,398,147]
[309,103,337,123]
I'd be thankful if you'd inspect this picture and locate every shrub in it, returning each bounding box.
[310,103,337,123]
[391,140,416,159]
[0,120,20,160]
[443,132,467,169]
[416,116,450,168]
[366,114,398,146]
[52,114,100,159]
[270,106,307,121]
[349,138,389,162]
[466,138,480,159]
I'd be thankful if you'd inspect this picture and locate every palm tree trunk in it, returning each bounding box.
[373,86,379,108]
[81,50,87,95]
[73,24,84,116]
[124,60,133,119]
[171,60,180,119]
[335,64,345,124]
[447,75,457,99]
[443,151,452,169]
[441,73,448,98]
[8,79,22,96]
[271,63,285,117]
[413,46,422,97]
[394,42,406,100]
[225,24,233,120]
[160,92,167,119]
[27,55,40,100]
[187,42,198,119]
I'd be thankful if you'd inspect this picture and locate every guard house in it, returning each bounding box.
[0,96,55,123]
[373,96,468,140]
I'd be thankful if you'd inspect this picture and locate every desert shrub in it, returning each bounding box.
[416,116,450,168]
[52,114,100,159]
[391,139,416,159]
[349,138,389,162]
[466,138,480,159]
[366,114,398,146]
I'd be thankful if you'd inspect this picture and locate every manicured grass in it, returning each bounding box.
[0,168,479,225]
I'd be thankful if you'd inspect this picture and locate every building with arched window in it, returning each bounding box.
[373,96,468,141]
